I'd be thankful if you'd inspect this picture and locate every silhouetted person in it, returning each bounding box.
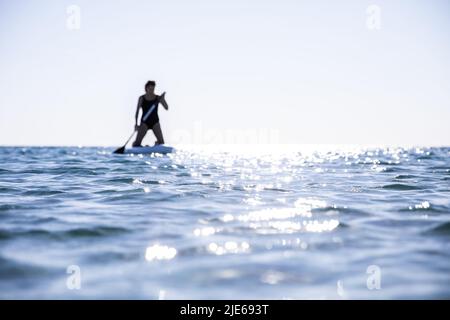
[132,81,169,147]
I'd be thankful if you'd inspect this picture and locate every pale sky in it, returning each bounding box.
[0,0,449,146]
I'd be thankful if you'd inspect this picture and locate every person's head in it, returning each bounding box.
[145,80,156,94]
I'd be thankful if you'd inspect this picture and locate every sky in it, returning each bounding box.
[0,0,449,146]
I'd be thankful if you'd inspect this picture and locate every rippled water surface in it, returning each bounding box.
[0,146,449,299]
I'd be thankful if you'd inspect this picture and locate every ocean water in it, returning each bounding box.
[0,145,449,299]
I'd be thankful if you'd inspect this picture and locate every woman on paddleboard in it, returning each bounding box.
[132,80,169,147]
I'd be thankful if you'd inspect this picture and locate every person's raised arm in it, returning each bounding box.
[135,96,143,130]
[159,92,169,110]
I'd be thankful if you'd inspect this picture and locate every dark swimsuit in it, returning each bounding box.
[141,95,160,129]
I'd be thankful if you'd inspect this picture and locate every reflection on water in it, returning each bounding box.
[0,145,449,299]
[145,245,177,261]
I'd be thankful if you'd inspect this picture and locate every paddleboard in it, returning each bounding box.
[123,145,174,155]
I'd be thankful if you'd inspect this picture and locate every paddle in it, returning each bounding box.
[113,130,136,154]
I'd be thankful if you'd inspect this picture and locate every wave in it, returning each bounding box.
[381,184,423,191]
[22,190,66,196]
[82,251,140,264]
[429,166,450,171]
[0,204,36,212]
[380,167,399,173]
[137,179,163,185]
[0,186,23,193]
[0,226,130,241]
[66,226,129,237]
[20,167,100,176]
[0,255,51,280]
[105,178,161,184]
[377,161,402,166]
[394,174,418,180]
[426,222,450,236]
[314,206,372,217]
[400,203,448,213]
[416,154,436,160]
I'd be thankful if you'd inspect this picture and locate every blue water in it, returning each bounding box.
[0,146,449,299]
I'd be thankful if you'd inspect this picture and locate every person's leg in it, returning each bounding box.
[132,123,148,147]
[151,122,165,145]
